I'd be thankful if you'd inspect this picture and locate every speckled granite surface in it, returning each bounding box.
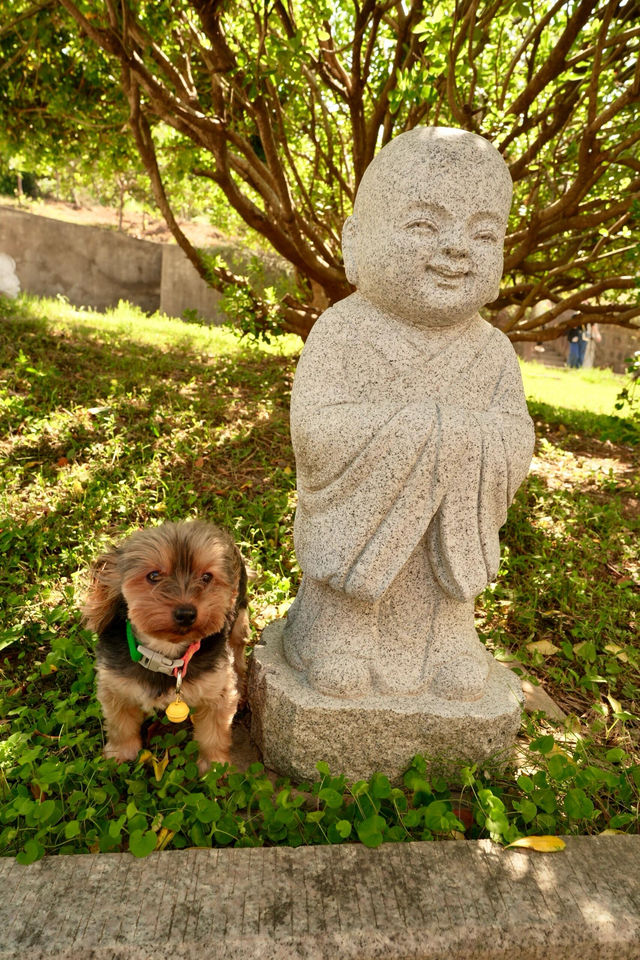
[2,836,639,959]
[251,127,534,779]
[250,619,523,783]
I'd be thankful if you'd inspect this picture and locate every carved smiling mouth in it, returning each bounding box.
[429,265,469,280]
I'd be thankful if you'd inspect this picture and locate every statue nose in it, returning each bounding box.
[173,605,197,626]
[442,241,468,258]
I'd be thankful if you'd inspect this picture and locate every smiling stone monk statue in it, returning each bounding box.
[250,127,535,781]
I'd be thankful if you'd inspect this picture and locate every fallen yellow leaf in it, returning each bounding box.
[527,640,560,656]
[137,750,153,765]
[604,644,630,663]
[607,693,623,715]
[505,836,566,853]
[599,828,624,835]
[155,828,175,850]
[152,750,169,782]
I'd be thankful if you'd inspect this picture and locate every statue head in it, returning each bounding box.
[342,127,513,327]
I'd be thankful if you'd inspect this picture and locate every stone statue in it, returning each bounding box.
[0,253,20,299]
[249,127,534,781]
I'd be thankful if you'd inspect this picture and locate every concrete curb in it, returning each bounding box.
[1,836,639,959]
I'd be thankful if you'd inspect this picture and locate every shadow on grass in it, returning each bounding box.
[527,398,639,446]
[1,302,299,614]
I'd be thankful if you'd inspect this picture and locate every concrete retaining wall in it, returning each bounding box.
[160,243,224,323]
[598,324,640,373]
[0,205,229,323]
[0,205,162,314]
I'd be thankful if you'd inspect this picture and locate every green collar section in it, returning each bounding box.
[126,620,143,662]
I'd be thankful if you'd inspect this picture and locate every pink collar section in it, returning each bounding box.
[173,639,201,679]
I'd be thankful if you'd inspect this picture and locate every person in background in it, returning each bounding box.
[567,323,589,368]
[583,322,602,368]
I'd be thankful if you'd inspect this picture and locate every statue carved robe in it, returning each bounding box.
[283,297,534,701]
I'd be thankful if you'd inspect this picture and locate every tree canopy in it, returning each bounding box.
[2,0,639,340]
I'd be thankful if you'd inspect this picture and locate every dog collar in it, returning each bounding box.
[126,619,200,677]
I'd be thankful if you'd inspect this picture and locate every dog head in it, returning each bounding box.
[83,521,244,644]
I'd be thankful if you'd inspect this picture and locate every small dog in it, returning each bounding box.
[82,520,249,775]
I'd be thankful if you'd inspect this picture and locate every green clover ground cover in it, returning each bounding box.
[1,295,638,862]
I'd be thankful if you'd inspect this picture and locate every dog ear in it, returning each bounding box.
[81,547,123,635]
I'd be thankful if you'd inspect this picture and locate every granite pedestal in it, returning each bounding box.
[249,620,523,782]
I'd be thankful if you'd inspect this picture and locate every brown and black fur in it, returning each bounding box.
[82,520,250,774]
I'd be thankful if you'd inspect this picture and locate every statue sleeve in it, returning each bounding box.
[426,338,535,600]
[291,315,534,603]
[290,315,473,600]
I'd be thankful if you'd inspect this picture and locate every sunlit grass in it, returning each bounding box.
[520,359,629,418]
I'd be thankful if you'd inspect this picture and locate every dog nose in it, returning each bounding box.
[173,605,197,626]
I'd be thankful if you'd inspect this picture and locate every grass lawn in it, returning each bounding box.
[520,360,630,418]
[1,295,638,861]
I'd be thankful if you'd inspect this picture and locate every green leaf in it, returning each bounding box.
[16,839,45,865]
[335,819,352,838]
[129,829,158,858]
[196,800,221,824]
[305,810,325,823]
[162,810,184,832]
[530,735,555,755]
[318,787,343,809]
[423,800,451,832]
[514,799,537,824]
[547,754,571,780]
[34,799,57,823]
[356,815,385,848]
[369,773,392,799]
[564,788,595,820]
[64,820,81,839]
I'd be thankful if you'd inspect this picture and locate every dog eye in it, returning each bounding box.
[201,572,214,584]
[146,571,162,583]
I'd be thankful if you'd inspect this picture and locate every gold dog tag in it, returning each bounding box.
[166,668,189,723]
[166,688,190,723]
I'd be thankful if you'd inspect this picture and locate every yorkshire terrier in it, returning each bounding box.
[82,520,249,775]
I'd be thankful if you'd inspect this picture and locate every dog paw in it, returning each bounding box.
[104,740,142,763]
[197,753,229,776]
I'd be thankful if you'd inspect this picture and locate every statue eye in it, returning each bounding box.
[408,219,438,233]
[146,571,162,583]
[473,231,498,242]
[201,572,214,584]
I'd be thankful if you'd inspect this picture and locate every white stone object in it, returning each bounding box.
[0,252,20,298]
[250,127,535,780]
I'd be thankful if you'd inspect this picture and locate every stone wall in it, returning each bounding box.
[0,205,162,313]
[160,243,223,322]
[597,324,640,373]
[0,205,289,326]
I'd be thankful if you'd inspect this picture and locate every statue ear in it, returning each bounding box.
[342,215,359,286]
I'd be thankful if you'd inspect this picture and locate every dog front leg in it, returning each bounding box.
[192,697,235,775]
[98,678,144,762]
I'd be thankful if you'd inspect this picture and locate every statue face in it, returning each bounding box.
[345,139,511,328]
